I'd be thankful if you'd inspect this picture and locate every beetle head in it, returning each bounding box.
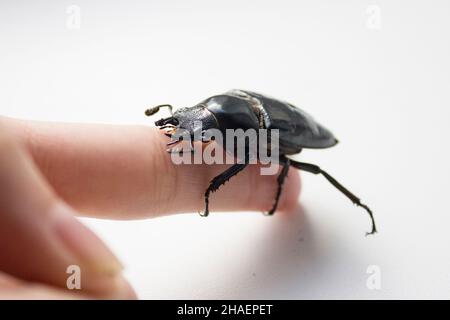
[154,104,219,142]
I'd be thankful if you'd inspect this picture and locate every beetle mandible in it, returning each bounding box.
[145,90,377,235]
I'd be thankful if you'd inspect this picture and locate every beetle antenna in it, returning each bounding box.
[145,104,173,117]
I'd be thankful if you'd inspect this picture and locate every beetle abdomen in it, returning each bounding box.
[237,90,338,153]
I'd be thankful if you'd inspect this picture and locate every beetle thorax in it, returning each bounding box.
[172,105,219,140]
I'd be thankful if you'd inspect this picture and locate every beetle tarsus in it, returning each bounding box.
[201,199,210,217]
[166,140,181,147]
[264,158,290,216]
[361,203,377,236]
[166,148,195,155]
[203,162,249,217]
[289,159,377,235]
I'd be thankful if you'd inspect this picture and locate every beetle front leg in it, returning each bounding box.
[203,163,248,217]
[166,139,195,154]
[265,157,291,216]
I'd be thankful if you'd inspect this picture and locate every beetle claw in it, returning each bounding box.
[201,197,210,217]
[166,140,181,147]
[166,148,195,155]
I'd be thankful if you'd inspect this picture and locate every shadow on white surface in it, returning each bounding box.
[231,204,319,299]
[205,204,367,299]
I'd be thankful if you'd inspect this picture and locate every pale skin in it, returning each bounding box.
[0,116,300,299]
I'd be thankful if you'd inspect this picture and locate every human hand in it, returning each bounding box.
[0,117,300,299]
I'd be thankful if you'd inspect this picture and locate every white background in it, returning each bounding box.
[1,0,449,299]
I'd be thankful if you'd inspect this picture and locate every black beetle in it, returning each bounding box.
[145,89,376,235]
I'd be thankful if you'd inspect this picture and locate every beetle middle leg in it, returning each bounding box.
[264,157,291,216]
[289,160,377,235]
[203,162,248,217]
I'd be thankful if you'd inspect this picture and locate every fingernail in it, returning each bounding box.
[51,202,123,276]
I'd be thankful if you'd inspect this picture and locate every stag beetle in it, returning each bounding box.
[145,90,376,235]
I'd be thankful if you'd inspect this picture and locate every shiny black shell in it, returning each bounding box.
[202,90,338,155]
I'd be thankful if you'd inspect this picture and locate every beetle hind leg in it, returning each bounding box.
[289,160,377,235]
[264,157,291,216]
